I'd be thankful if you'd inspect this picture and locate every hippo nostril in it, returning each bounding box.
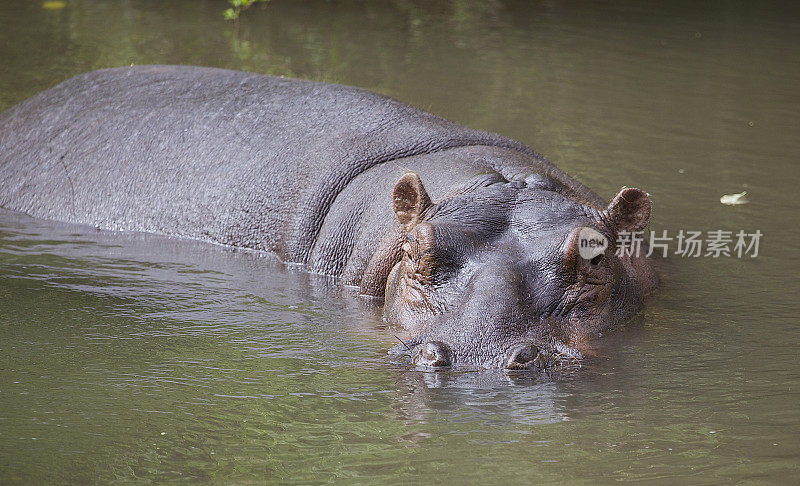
[505,344,540,370]
[413,341,452,368]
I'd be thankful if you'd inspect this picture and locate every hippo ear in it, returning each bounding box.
[393,172,432,228]
[605,187,651,232]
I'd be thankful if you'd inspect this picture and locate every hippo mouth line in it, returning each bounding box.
[390,335,584,372]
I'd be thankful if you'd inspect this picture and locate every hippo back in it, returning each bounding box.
[0,65,595,263]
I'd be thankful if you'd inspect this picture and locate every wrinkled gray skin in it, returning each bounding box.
[0,66,657,371]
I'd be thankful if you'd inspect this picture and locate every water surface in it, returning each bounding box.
[1,1,799,482]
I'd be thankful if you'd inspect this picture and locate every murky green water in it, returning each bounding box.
[1,1,799,483]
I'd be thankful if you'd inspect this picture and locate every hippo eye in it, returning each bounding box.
[402,235,416,255]
[590,254,604,266]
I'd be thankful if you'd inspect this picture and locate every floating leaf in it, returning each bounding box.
[720,191,748,205]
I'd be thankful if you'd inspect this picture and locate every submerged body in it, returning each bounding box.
[0,65,657,370]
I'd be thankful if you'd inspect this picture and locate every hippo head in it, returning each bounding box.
[380,172,656,371]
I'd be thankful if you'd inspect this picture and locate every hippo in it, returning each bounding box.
[0,65,657,371]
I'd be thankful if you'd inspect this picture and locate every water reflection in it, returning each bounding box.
[392,369,568,426]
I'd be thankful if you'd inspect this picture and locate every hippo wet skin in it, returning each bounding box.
[0,65,657,370]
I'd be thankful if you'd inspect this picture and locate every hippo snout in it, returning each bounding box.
[505,341,585,372]
[504,344,540,370]
[413,341,452,368]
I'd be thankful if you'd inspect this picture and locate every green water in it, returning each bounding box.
[1,1,799,483]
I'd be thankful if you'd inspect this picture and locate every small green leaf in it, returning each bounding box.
[42,1,67,10]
